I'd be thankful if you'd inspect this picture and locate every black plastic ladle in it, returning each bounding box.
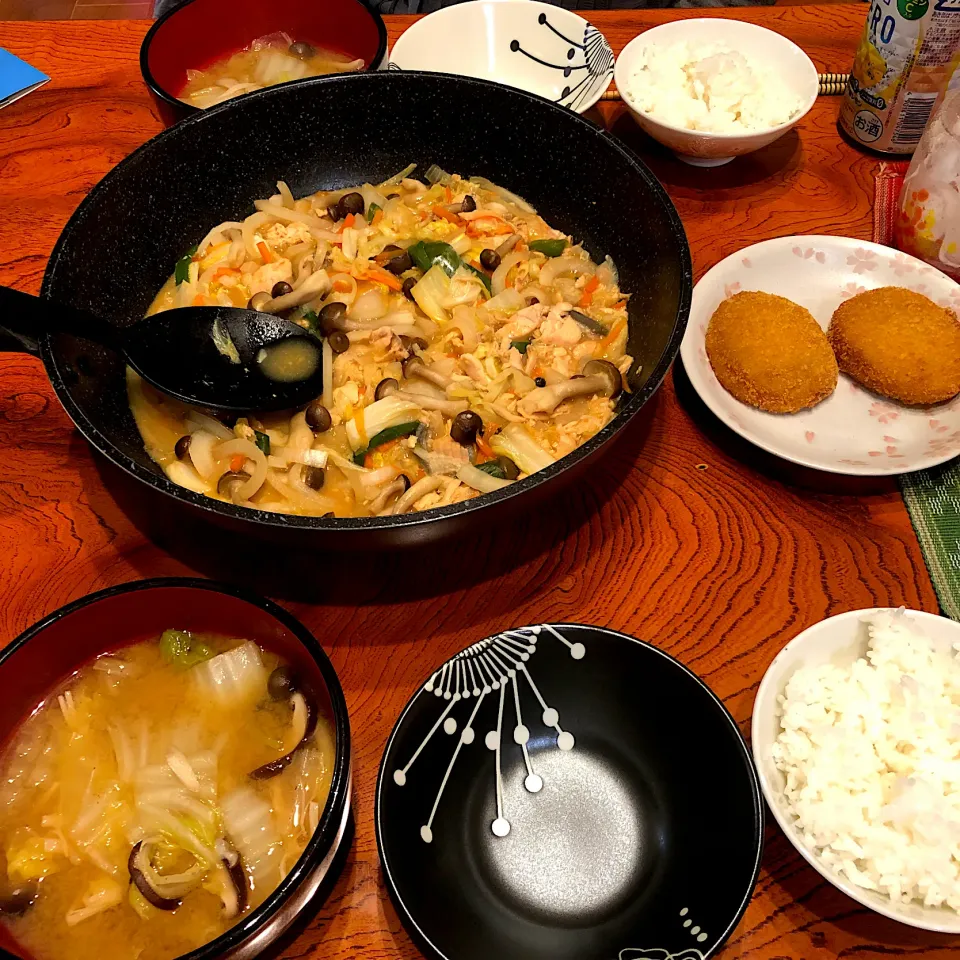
[0,287,326,414]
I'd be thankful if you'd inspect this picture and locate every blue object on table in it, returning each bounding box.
[0,48,50,110]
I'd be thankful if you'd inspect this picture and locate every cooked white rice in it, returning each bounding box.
[773,610,960,911]
[625,41,804,134]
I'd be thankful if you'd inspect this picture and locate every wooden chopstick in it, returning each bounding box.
[599,73,848,103]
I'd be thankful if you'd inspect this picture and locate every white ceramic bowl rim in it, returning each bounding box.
[615,18,819,141]
[390,0,615,115]
[752,608,960,933]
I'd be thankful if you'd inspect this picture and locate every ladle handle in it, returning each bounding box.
[0,286,124,357]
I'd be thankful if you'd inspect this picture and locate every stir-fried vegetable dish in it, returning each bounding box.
[129,165,634,518]
[179,33,363,109]
[0,633,333,960]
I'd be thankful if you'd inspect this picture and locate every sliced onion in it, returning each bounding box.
[597,255,618,287]
[276,180,295,209]
[360,466,399,490]
[393,475,445,514]
[165,461,211,495]
[457,463,513,493]
[288,463,330,504]
[287,411,314,457]
[361,183,388,211]
[197,221,243,257]
[538,256,596,286]
[519,284,552,304]
[241,211,273,258]
[184,432,220,482]
[348,286,389,321]
[214,439,267,501]
[492,251,530,296]
[186,412,234,442]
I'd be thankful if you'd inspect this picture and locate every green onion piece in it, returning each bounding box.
[302,309,323,340]
[159,628,213,668]
[528,239,567,257]
[463,262,493,294]
[174,245,198,285]
[510,339,530,354]
[352,420,421,465]
[366,203,382,224]
[476,461,507,480]
[407,241,461,277]
[407,241,492,294]
[254,430,270,455]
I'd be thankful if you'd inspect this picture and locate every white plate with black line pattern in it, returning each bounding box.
[387,0,614,114]
[375,623,763,960]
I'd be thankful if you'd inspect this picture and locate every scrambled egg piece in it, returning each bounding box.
[262,221,313,250]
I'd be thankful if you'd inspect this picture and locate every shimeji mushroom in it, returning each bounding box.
[401,356,452,390]
[517,360,622,417]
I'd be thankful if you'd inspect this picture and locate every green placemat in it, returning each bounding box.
[902,467,960,621]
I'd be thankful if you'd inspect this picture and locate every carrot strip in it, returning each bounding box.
[475,432,495,459]
[256,241,274,263]
[365,265,403,292]
[343,213,357,230]
[444,186,452,203]
[371,209,384,227]
[597,317,626,353]
[192,295,207,307]
[432,205,461,224]
[229,454,245,473]
[212,266,240,281]
[332,276,353,292]
[579,275,600,307]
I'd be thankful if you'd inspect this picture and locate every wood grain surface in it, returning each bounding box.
[0,6,953,959]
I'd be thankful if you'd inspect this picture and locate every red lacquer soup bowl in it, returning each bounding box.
[0,578,351,960]
[141,0,387,123]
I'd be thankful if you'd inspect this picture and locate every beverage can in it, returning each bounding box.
[839,0,960,155]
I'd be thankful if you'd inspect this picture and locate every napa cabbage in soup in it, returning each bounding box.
[179,33,364,109]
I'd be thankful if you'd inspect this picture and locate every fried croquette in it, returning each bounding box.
[705,291,839,413]
[827,287,960,406]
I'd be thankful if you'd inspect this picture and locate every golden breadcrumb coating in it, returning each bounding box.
[705,291,838,413]
[827,287,960,406]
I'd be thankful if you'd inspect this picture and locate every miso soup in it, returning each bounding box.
[0,630,334,960]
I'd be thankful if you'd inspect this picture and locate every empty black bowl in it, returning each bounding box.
[38,71,691,549]
[376,624,763,960]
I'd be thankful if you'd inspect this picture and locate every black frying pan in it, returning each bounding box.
[28,72,691,549]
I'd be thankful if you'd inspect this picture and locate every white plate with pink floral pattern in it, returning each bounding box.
[680,235,960,476]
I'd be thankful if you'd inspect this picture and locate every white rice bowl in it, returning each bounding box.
[752,608,960,932]
[622,41,804,134]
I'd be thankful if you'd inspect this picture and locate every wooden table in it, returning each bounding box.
[0,6,951,959]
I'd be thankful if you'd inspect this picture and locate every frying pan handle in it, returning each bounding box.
[0,286,124,356]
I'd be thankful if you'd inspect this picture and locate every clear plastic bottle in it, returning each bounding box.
[894,90,960,279]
